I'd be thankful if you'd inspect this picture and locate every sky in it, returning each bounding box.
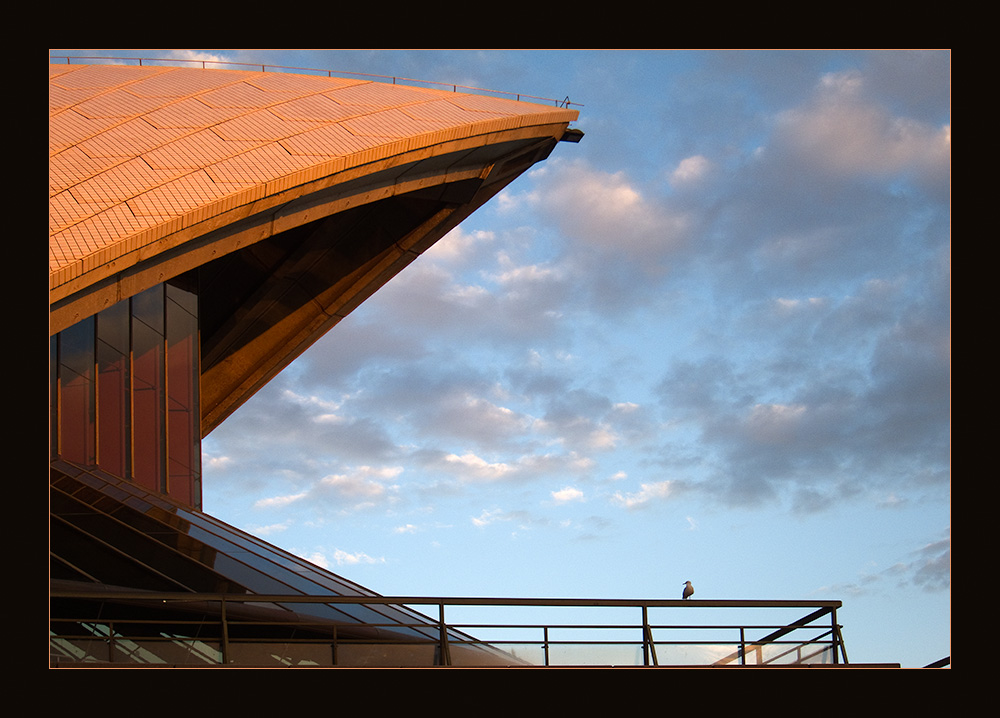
[55,49,951,667]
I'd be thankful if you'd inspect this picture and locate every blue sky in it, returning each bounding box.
[57,50,950,667]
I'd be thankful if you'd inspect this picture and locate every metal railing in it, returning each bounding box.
[48,55,581,109]
[50,591,847,667]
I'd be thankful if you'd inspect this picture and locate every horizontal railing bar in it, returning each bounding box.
[456,623,833,631]
[54,620,833,635]
[50,591,841,609]
[58,638,832,653]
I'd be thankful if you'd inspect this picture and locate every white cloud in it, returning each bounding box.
[319,465,403,498]
[670,155,712,185]
[254,492,308,509]
[587,426,618,449]
[471,508,507,527]
[445,452,516,481]
[331,549,385,566]
[282,388,343,415]
[295,551,331,570]
[203,454,233,471]
[612,480,673,509]
[166,49,233,65]
[247,521,292,536]
[488,251,562,287]
[425,226,496,263]
[289,546,386,569]
[775,71,950,180]
[534,159,691,260]
[551,486,584,503]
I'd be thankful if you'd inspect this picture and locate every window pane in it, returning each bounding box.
[131,284,164,334]
[97,302,131,478]
[132,289,165,493]
[167,284,200,507]
[98,342,130,478]
[59,316,95,465]
[51,336,58,460]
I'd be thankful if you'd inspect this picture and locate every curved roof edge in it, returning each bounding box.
[49,64,579,333]
[49,64,582,434]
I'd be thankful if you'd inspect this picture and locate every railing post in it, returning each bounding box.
[642,606,649,666]
[220,597,230,665]
[642,605,658,666]
[739,627,746,665]
[438,602,452,666]
[543,627,550,666]
[831,607,839,665]
[108,621,116,663]
[831,608,848,664]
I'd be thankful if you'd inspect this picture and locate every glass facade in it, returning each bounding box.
[51,280,202,509]
[49,461,484,666]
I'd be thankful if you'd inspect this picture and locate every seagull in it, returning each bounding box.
[682,581,694,600]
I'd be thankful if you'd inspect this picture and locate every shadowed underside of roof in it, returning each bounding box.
[49,63,580,435]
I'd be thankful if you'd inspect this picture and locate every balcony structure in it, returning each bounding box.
[50,461,894,668]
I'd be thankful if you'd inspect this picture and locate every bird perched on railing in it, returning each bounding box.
[682,581,694,600]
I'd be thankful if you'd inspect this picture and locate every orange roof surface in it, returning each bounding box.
[49,63,578,294]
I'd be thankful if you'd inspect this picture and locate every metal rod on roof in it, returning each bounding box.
[49,55,583,108]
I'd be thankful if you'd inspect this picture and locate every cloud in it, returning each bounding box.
[655,241,949,510]
[423,226,497,265]
[909,537,951,592]
[820,532,950,597]
[742,403,809,445]
[330,549,386,566]
[285,547,388,569]
[670,155,712,186]
[251,465,404,516]
[313,466,403,506]
[612,480,674,509]
[203,453,233,471]
[295,551,332,570]
[551,486,584,503]
[519,159,695,312]
[470,507,536,528]
[247,521,292,536]
[254,492,308,509]
[773,70,950,186]
[444,453,516,481]
[166,49,234,65]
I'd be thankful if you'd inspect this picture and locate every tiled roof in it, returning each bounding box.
[49,64,578,293]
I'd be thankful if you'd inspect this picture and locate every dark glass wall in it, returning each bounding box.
[166,282,201,505]
[56,316,96,466]
[131,286,166,494]
[97,300,131,479]
[51,280,202,509]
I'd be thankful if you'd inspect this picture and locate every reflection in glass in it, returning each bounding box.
[132,293,165,494]
[58,316,95,465]
[167,282,200,508]
[97,301,130,478]
[52,279,202,508]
